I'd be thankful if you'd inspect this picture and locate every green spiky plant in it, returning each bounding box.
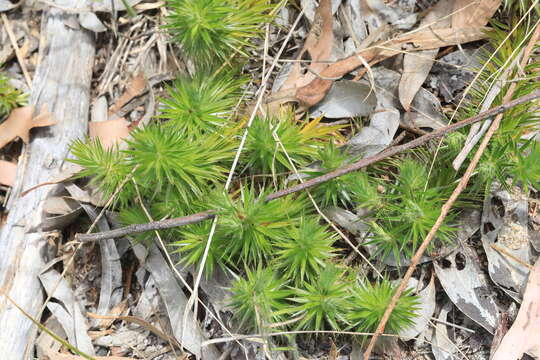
[348,279,419,336]
[206,186,306,267]
[0,71,26,118]
[365,158,457,261]
[287,264,351,331]
[68,0,540,354]
[229,267,290,332]
[272,216,337,285]
[160,71,244,137]
[304,142,367,208]
[242,113,343,175]
[164,0,275,65]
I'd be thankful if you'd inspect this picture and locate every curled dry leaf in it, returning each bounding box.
[89,118,131,149]
[277,0,334,93]
[292,27,486,107]
[0,159,16,186]
[0,104,56,149]
[108,73,147,114]
[492,258,540,360]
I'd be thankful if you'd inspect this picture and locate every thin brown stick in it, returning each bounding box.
[74,89,540,243]
[362,21,540,360]
[76,211,215,242]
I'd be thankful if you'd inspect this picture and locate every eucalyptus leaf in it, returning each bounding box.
[310,80,376,119]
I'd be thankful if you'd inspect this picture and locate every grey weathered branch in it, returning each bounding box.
[75,88,540,243]
[0,5,96,357]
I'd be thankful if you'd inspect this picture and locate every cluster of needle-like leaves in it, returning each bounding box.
[160,71,244,137]
[164,0,274,65]
[243,113,343,175]
[0,71,26,117]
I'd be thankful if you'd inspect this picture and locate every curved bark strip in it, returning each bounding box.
[0,4,95,358]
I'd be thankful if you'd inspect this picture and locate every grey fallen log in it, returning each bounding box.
[0,4,95,358]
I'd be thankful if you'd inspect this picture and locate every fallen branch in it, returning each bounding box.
[362,21,540,360]
[75,88,540,243]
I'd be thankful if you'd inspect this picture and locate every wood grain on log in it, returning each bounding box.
[0,4,95,358]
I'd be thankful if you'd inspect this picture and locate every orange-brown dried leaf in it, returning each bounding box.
[108,73,147,114]
[0,105,56,149]
[0,159,16,186]
[89,118,130,149]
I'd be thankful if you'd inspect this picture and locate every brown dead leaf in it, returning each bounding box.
[398,0,453,111]
[452,0,502,29]
[108,73,146,114]
[277,0,334,92]
[89,118,130,149]
[0,160,17,186]
[0,105,56,149]
[294,27,486,107]
[492,258,540,360]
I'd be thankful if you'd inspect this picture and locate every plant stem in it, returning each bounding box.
[75,88,540,243]
[362,21,540,360]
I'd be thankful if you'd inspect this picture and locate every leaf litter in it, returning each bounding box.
[2,0,540,359]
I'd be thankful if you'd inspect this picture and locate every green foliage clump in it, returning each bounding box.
[366,158,456,261]
[288,265,350,331]
[243,114,342,174]
[164,0,274,65]
[0,72,26,117]
[305,143,365,208]
[125,124,233,207]
[172,222,228,276]
[207,187,306,267]
[160,71,243,137]
[70,139,132,205]
[229,267,290,332]
[273,216,337,285]
[348,279,419,336]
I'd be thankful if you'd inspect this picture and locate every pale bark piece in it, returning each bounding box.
[42,196,83,231]
[434,245,500,334]
[431,302,460,360]
[481,184,532,301]
[347,107,399,157]
[491,258,540,360]
[89,118,131,149]
[0,159,16,186]
[0,105,56,149]
[78,203,123,327]
[39,269,95,355]
[134,243,220,359]
[398,0,453,111]
[398,275,436,341]
[310,80,377,119]
[452,0,502,29]
[78,12,107,33]
[0,0,16,12]
[0,3,96,357]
